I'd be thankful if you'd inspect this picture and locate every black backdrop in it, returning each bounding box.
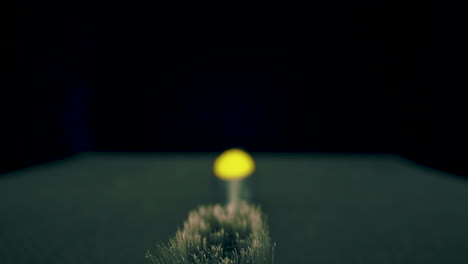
[5,0,467,176]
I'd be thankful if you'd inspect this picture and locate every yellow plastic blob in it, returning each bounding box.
[213,148,255,180]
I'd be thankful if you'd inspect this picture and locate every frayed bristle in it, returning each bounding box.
[147,202,274,264]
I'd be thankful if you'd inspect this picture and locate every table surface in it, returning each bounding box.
[1,153,467,264]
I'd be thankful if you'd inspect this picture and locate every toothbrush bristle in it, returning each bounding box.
[147,202,274,264]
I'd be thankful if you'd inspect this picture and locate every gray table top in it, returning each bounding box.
[1,153,467,264]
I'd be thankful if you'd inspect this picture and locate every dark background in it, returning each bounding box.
[5,0,466,176]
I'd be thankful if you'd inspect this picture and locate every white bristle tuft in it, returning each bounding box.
[146,202,275,264]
